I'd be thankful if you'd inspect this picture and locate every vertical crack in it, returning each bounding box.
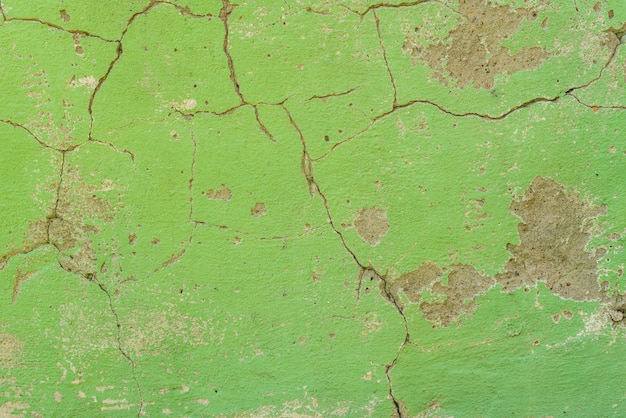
[281,103,409,416]
[218,0,275,142]
[219,0,244,103]
[87,1,161,144]
[188,130,197,221]
[0,0,6,23]
[0,136,145,414]
[92,277,145,416]
[373,10,398,108]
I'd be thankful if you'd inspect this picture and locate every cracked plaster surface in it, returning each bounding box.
[1,0,626,416]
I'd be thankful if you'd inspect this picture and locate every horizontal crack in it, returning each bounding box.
[345,0,459,18]
[567,92,626,111]
[304,87,359,102]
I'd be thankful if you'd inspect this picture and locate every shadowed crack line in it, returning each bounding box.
[314,93,568,162]
[87,0,210,145]
[0,149,144,415]
[147,222,200,279]
[218,0,275,142]
[373,10,398,108]
[304,87,359,102]
[344,0,459,19]
[282,103,409,417]
[89,138,136,163]
[567,92,626,111]
[0,119,64,152]
[188,130,197,221]
[154,0,215,19]
[563,28,625,95]
[304,6,333,16]
[0,15,118,43]
[92,276,145,417]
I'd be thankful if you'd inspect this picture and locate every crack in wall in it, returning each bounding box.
[567,92,626,111]
[345,0,458,18]
[373,10,398,108]
[281,102,409,417]
[2,1,625,415]
[218,0,275,142]
[0,156,145,416]
[0,136,144,414]
[93,277,145,417]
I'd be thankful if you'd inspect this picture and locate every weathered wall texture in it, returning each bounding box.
[1,0,625,416]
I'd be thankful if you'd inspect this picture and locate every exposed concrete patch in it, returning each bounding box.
[251,202,267,218]
[496,176,607,301]
[354,207,389,246]
[394,260,443,304]
[203,184,232,201]
[420,264,495,327]
[402,0,549,89]
[392,262,494,327]
[50,165,115,278]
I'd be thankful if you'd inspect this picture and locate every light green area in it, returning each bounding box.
[1,0,625,416]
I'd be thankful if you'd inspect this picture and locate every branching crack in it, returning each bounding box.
[373,10,398,107]
[0,145,145,414]
[343,0,457,19]
[218,0,275,142]
[282,103,409,417]
[561,30,624,95]
[315,94,568,162]
[93,276,145,417]
[0,15,118,43]
[0,119,63,152]
[566,92,626,111]
[0,0,7,23]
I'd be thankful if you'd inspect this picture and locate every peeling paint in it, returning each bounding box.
[1,0,625,416]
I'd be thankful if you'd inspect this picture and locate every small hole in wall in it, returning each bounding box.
[323,135,329,142]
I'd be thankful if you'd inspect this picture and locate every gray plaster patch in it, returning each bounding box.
[496,176,607,301]
[354,207,389,246]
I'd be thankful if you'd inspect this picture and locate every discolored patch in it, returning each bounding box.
[203,184,232,201]
[49,165,115,278]
[402,0,549,89]
[59,9,71,22]
[496,176,607,301]
[0,333,23,368]
[419,264,495,327]
[122,310,211,358]
[48,217,97,277]
[251,202,267,217]
[394,261,443,304]
[354,207,389,246]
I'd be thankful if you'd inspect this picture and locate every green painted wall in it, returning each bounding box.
[1,0,625,416]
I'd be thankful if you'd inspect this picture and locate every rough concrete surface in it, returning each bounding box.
[1,0,625,416]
